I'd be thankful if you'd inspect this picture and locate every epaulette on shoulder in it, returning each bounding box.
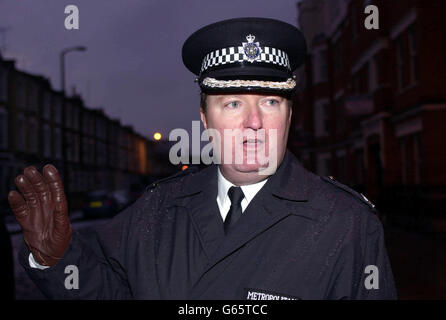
[145,165,200,192]
[320,175,377,213]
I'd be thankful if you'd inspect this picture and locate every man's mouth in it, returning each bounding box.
[243,139,264,146]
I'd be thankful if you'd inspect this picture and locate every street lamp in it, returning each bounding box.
[59,46,86,201]
[60,46,87,94]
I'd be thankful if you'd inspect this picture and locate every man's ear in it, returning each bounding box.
[200,108,208,130]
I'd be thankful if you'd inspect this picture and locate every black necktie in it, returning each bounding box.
[224,186,245,234]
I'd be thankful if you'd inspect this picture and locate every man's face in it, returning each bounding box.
[200,93,292,184]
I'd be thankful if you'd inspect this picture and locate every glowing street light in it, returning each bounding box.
[153,132,162,141]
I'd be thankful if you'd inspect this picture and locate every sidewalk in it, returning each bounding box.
[384,226,446,299]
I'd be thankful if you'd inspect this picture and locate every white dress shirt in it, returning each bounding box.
[216,166,268,221]
[30,166,269,269]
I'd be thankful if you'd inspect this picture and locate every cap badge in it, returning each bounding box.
[242,34,262,62]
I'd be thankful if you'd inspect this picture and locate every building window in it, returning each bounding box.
[43,91,52,120]
[337,154,347,184]
[54,127,62,160]
[82,112,89,135]
[72,106,79,130]
[82,136,89,164]
[396,36,408,90]
[28,118,38,154]
[97,141,106,165]
[0,66,8,102]
[73,134,79,162]
[27,82,38,112]
[319,49,327,82]
[364,62,370,93]
[313,48,327,84]
[333,40,343,76]
[66,132,74,162]
[96,118,106,140]
[317,153,332,177]
[16,113,26,152]
[352,7,358,39]
[0,108,8,149]
[43,124,52,158]
[369,56,379,92]
[90,138,95,164]
[314,100,330,137]
[65,103,72,129]
[15,77,26,109]
[352,73,359,94]
[355,149,365,187]
[53,96,62,124]
[322,103,329,133]
[335,97,345,134]
[408,23,419,84]
[399,132,421,185]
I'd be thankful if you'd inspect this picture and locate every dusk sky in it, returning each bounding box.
[0,0,301,140]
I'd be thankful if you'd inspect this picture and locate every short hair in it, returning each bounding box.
[200,91,208,113]
[200,92,294,113]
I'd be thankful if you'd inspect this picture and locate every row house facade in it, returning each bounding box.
[290,0,446,218]
[0,54,156,212]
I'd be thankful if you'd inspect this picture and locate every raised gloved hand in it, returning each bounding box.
[8,165,72,267]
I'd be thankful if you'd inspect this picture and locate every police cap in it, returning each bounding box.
[182,17,307,95]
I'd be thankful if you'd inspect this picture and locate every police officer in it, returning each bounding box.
[8,17,397,299]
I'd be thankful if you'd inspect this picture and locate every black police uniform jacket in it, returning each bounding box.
[19,150,397,299]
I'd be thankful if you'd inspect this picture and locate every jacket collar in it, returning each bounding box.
[176,149,311,202]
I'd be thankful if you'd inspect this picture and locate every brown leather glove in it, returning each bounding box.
[8,164,72,267]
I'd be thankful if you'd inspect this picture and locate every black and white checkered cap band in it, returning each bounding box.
[200,46,291,73]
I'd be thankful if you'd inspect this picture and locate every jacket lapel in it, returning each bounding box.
[172,165,225,260]
[198,150,320,275]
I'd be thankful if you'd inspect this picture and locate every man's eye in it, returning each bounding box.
[265,99,279,106]
[226,101,240,108]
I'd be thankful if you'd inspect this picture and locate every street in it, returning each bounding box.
[6,216,446,299]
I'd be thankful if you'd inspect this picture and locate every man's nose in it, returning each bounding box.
[243,105,263,130]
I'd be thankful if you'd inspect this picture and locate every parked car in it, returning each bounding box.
[82,190,119,219]
[110,189,131,211]
[109,184,145,213]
